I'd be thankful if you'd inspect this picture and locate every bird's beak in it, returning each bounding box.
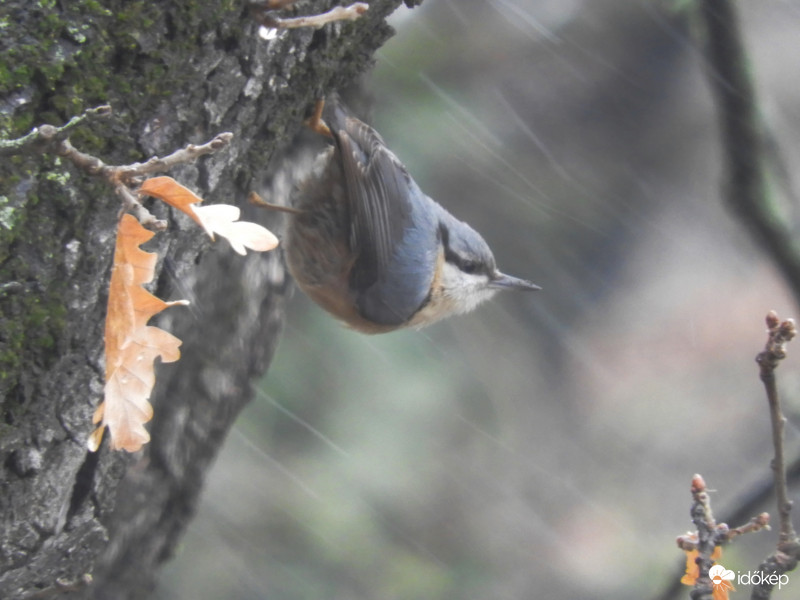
[489,271,541,291]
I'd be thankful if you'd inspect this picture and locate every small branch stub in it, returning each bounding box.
[250,1,368,31]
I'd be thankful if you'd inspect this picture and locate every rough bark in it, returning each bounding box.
[0,1,409,598]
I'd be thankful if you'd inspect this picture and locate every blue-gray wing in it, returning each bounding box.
[326,102,439,326]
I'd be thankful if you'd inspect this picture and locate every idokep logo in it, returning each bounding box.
[709,565,735,594]
[711,564,790,592]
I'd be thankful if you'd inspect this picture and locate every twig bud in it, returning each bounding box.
[766,310,780,330]
[691,474,706,494]
[779,318,796,341]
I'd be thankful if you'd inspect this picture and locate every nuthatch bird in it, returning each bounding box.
[280,98,540,334]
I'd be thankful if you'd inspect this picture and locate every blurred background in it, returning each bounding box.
[157,1,800,598]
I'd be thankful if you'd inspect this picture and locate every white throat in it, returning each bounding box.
[408,262,498,329]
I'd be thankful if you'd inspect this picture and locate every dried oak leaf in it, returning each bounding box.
[89,214,187,452]
[139,176,278,255]
[680,546,730,600]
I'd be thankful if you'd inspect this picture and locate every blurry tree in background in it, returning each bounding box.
[158,1,800,599]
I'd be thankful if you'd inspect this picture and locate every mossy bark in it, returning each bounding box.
[0,1,407,597]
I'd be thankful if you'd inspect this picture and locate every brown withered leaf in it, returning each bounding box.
[139,176,279,254]
[89,214,187,452]
[139,175,204,228]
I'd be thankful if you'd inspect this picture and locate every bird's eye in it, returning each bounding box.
[461,260,480,274]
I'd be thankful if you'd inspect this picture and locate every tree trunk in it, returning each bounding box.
[0,1,408,597]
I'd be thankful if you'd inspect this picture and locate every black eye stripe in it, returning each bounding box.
[445,252,483,275]
[439,222,492,276]
[461,261,479,274]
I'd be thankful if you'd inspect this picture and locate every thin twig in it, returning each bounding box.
[0,105,111,156]
[677,511,771,553]
[0,105,234,229]
[751,311,800,599]
[250,1,368,30]
[654,468,800,600]
[116,185,166,230]
[756,311,797,544]
[112,132,234,182]
[687,475,718,600]
[55,138,112,177]
[652,3,800,598]
[727,512,771,540]
[675,474,771,600]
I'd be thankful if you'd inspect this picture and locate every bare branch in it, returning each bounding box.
[0,105,111,156]
[113,132,234,182]
[727,513,771,540]
[116,185,168,231]
[675,475,771,600]
[697,0,800,307]
[0,106,232,229]
[54,138,113,177]
[751,310,800,599]
[756,311,797,543]
[250,1,368,30]
[654,4,800,599]
[687,474,717,600]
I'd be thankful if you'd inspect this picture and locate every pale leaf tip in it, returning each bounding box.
[166,299,191,308]
[230,242,248,256]
[92,401,105,424]
[87,426,105,452]
[259,25,278,40]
